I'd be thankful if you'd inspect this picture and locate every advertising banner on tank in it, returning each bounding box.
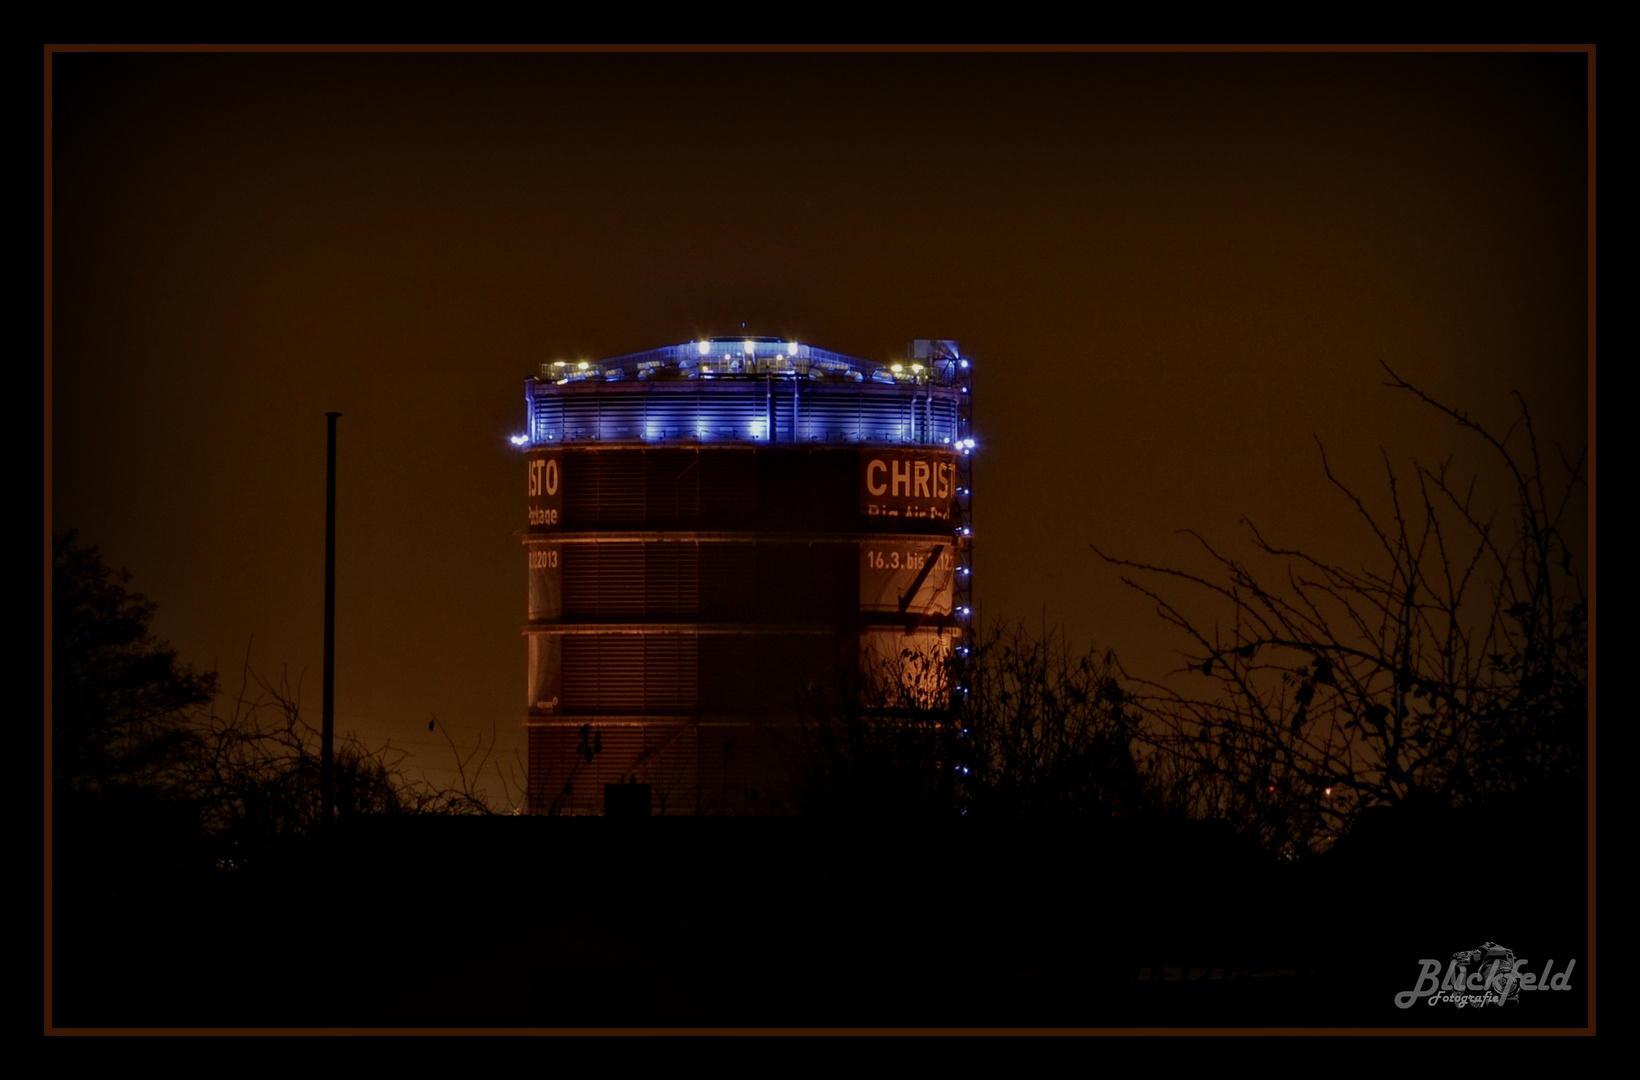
[526,449,562,532]
[859,449,958,526]
[527,542,561,621]
[859,540,954,615]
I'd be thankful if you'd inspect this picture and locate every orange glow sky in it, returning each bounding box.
[48,50,1590,804]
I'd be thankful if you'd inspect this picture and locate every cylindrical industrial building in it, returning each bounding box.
[519,337,974,814]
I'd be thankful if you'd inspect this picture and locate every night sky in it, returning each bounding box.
[48,50,1590,806]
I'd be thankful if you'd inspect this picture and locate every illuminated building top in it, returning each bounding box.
[523,337,972,448]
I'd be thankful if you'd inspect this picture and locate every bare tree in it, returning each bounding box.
[54,531,515,850]
[791,627,1185,822]
[1096,366,1587,854]
[962,624,1182,822]
[788,645,958,818]
[187,654,506,856]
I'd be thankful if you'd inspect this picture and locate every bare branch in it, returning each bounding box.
[1100,373,1587,854]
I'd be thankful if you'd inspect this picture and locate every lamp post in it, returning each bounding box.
[322,411,340,828]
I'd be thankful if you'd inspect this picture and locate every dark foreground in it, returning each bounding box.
[50,802,1591,1030]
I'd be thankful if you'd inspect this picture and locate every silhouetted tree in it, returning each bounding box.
[1097,368,1587,854]
[789,644,956,818]
[51,530,216,804]
[962,625,1185,822]
[51,533,506,1027]
[52,531,503,864]
[792,626,1184,822]
[189,663,414,849]
[185,658,512,863]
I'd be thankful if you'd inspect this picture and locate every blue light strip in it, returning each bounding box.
[953,353,975,693]
[524,339,967,448]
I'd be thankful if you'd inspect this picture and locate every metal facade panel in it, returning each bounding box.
[645,541,700,617]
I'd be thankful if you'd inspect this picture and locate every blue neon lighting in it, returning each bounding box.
[527,339,975,454]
